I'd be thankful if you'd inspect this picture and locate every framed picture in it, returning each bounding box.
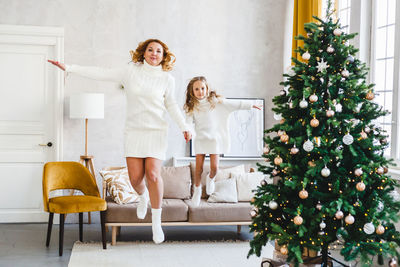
[189,98,265,158]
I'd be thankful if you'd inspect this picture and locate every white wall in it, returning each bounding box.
[0,0,286,169]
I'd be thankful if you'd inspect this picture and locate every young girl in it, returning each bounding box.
[184,76,261,206]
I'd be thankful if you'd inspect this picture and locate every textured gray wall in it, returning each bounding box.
[0,0,286,171]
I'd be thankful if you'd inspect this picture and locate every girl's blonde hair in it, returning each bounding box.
[184,76,221,113]
[130,39,175,71]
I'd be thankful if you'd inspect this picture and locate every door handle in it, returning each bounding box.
[39,142,53,147]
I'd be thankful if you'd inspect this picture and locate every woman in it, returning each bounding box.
[48,39,191,244]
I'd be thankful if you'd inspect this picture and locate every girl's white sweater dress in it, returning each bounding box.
[186,98,252,155]
[66,61,188,160]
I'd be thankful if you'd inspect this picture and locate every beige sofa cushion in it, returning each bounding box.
[161,165,191,199]
[184,199,252,222]
[189,163,247,198]
[105,196,188,223]
[207,178,238,203]
[233,172,265,201]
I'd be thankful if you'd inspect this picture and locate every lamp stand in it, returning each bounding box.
[70,118,96,224]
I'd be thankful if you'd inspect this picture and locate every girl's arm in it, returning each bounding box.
[48,59,129,84]
[164,76,191,133]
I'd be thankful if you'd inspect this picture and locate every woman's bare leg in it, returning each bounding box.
[144,157,163,209]
[126,157,145,194]
[144,157,164,244]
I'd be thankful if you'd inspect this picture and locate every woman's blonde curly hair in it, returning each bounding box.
[130,39,175,71]
[184,76,221,114]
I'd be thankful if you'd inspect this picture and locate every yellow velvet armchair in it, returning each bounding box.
[43,161,107,256]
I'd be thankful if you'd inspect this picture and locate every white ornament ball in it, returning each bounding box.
[268,200,278,210]
[327,46,335,53]
[280,90,286,96]
[321,167,331,177]
[377,201,384,213]
[302,51,311,60]
[303,140,314,152]
[274,113,283,121]
[343,134,354,145]
[316,202,322,210]
[326,109,335,117]
[300,99,308,108]
[289,101,294,108]
[335,210,344,219]
[364,126,371,133]
[309,94,318,103]
[250,210,257,217]
[335,103,343,113]
[260,179,266,186]
[263,146,270,154]
[377,167,384,175]
[334,28,342,36]
[354,168,363,177]
[287,68,296,77]
[356,181,366,191]
[272,169,279,176]
[341,69,350,78]
[277,130,285,137]
[320,221,326,229]
[389,190,400,201]
[345,214,355,225]
[363,222,375,235]
[360,131,368,139]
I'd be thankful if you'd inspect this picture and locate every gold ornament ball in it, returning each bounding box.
[299,189,309,199]
[326,109,335,117]
[377,167,384,175]
[335,210,344,219]
[280,134,289,142]
[274,156,283,165]
[366,91,374,100]
[290,146,299,155]
[294,215,303,225]
[356,181,366,191]
[360,131,368,139]
[310,118,320,127]
[280,246,288,255]
[376,225,385,235]
[280,119,285,124]
[263,146,270,154]
[384,167,389,173]
[309,94,318,103]
[345,214,355,224]
[277,130,285,137]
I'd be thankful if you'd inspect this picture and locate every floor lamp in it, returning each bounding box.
[70,93,104,224]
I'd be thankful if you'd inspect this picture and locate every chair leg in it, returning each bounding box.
[46,213,54,247]
[59,214,65,256]
[100,211,107,249]
[79,213,83,242]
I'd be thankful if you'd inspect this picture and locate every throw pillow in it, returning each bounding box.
[233,172,265,201]
[161,165,191,199]
[207,178,238,203]
[99,167,138,204]
[189,162,246,198]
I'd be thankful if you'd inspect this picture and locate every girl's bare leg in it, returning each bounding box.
[126,157,148,219]
[192,154,205,206]
[206,154,219,195]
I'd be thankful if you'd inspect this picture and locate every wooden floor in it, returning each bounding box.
[0,223,253,267]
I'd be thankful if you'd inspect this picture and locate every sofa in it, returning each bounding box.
[100,163,267,245]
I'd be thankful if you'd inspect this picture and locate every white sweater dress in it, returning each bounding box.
[186,98,253,155]
[66,61,189,160]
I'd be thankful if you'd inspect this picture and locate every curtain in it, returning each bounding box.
[292,0,323,61]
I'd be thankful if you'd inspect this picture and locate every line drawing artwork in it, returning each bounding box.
[233,110,254,151]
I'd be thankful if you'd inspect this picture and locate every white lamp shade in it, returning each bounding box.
[70,93,104,119]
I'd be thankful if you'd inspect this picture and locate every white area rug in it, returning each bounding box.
[68,240,274,267]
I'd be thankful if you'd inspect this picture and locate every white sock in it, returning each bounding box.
[192,185,202,207]
[151,208,164,244]
[206,173,215,195]
[137,188,149,219]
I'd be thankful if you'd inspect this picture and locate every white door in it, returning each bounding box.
[0,25,64,222]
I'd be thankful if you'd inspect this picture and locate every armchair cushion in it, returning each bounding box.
[48,195,106,214]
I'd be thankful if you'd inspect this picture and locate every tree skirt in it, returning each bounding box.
[68,240,273,267]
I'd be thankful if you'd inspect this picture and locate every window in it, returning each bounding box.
[337,0,351,33]
[371,0,397,157]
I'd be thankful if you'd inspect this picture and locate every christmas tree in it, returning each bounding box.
[248,3,400,267]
